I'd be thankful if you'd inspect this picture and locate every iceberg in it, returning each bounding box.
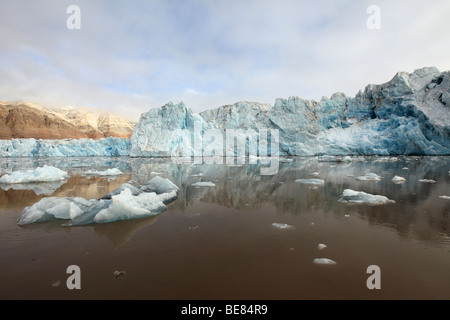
[272,223,293,229]
[419,179,436,183]
[17,176,179,226]
[439,195,450,200]
[338,189,395,205]
[356,173,382,181]
[295,178,325,185]
[392,176,406,184]
[0,165,68,183]
[313,258,337,265]
[192,181,216,187]
[85,168,123,176]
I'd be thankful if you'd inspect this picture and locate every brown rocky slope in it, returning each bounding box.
[0,101,135,139]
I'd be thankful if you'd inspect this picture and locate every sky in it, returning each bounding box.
[0,0,449,121]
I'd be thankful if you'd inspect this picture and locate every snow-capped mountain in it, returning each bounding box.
[0,101,135,139]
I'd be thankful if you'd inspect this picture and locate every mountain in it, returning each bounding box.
[0,101,135,139]
[131,66,450,157]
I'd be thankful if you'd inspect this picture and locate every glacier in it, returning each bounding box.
[17,176,179,226]
[0,67,449,158]
[131,67,450,157]
[0,137,130,158]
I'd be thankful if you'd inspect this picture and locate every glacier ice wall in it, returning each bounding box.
[131,67,450,156]
[0,137,130,157]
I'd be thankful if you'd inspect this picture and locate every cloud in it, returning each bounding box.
[0,0,449,120]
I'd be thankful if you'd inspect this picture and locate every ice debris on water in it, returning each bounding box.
[191,181,216,187]
[0,165,68,183]
[17,176,179,226]
[318,244,327,250]
[391,176,406,184]
[272,223,293,229]
[85,168,123,176]
[419,179,436,183]
[295,178,325,185]
[338,189,395,205]
[113,271,126,277]
[313,258,337,265]
[438,196,450,200]
[356,173,382,181]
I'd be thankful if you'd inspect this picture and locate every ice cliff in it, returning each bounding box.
[131,67,450,156]
[0,137,130,157]
[1,67,449,158]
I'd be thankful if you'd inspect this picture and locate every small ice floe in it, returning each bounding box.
[113,270,126,277]
[52,280,61,287]
[0,165,68,183]
[191,181,216,187]
[309,186,319,190]
[272,223,293,229]
[150,171,161,175]
[190,173,203,177]
[338,189,395,205]
[344,214,350,218]
[188,225,199,230]
[356,173,382,181]
[318,243,327,250]
[391,176,406,184]
[295,178,325,185]
[313,258,336,265]
[419,179,436,184]
[402,167,409,170]
[318,156,351,163]
[311,172,320,176]
[439,196,450,200]
[85,168,123,176]
[310,222,315,226]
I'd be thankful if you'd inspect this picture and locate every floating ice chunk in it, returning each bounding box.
[192,181,216,187]
[272,223,293,229]
[100,183,142,200]
[85,168,123,176]
[94,189,167,224]
[313,258,337,265]
[18,197,94,225]
[17,177,179,226]
[311,172,320,176]
[344,214,350,218]
[392,176,406,184]
[190,173,203,177]
[356,173,382,181]
[318,243,327,250]
[439,195,450,200]
[140,176,179,194]
[0,181,65,195]
[338,189,395,205]
[402,167,409,170]
[419,179,436,183]
[0,165,68,184]
[150,171,161,175]
[295,178,325,185]
[113,271,126,277]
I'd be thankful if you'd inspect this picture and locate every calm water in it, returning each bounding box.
[0,156,449,299]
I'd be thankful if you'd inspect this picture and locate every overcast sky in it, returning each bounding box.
[0,0,449,121]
